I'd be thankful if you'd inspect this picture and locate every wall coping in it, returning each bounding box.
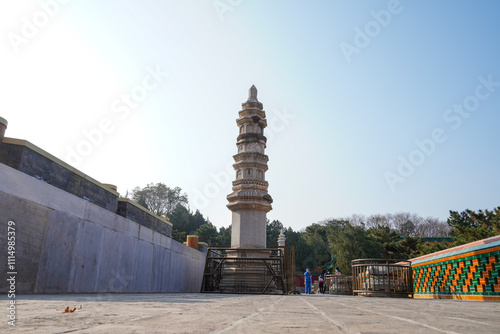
[2,137,120,197]
[118,197,173,227]
[411,234,500,266]
[0,117,7,127]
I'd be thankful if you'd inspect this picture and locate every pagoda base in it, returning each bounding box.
[202,247,287,295]
[216,261,279,294]
[230,209,267,249]
[226,248,270,258]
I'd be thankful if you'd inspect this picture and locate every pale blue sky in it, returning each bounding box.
[1,1,499,231]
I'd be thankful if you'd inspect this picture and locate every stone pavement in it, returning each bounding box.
[2,293,499,333]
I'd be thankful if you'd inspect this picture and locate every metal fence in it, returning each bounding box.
[326,274,353,295]
[201,246,289,294]
[352,259,413,297]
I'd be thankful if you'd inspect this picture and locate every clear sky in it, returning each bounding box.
[1,1,499,231]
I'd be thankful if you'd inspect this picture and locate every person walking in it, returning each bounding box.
[304,268,312,294]
[335,267,342,275]
[319,273,325,294]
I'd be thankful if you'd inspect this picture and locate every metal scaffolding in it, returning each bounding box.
[201,245,295,294]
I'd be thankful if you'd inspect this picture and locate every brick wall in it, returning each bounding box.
[411,235,500,301]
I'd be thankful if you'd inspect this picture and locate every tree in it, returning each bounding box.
[172,229,187,243]
[368,225,400,258]
[284,227,315,272]
[346,214,366,227]
[169,205,191,240]
[417,239,452,256]
[191,209,208,232]
[194,223,219,246]
[169,205,212,243]
[399,220,415,237]
[137,196,149,211]
[266,220,284,247]
[398,237,423,259]
[326,220,378,275]
[132,183,187,217]
[216,226,232,246]
[303,223,332,272]
[447,207,500,244]
[365,214,391,229]
[391,212,417,235]
[413,217,450,237]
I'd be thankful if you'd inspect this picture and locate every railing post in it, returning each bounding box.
[387,261,391,297]
[291,241,296,294]
[284,240,290,294]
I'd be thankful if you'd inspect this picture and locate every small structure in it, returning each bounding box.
[0,117,7,148]
[278,229,286,247]
[352,259,413,297]
[187,235,199,250]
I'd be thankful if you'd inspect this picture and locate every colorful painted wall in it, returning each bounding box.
[410,235,500,301]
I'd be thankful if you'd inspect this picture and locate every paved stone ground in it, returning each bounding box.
[1,293,499,333]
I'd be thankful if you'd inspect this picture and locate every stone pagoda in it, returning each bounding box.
[200,87,286,294]
[227,85,273,250]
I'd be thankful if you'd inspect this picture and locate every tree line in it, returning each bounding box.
[130,183,500,275]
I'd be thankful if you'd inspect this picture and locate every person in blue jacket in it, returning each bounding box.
[304,268,312,294]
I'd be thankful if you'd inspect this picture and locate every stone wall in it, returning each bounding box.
[0,137,173,238]
[0,138,119,211]
[0,162,205,294]
[0,117,7,146]
[411,235,500,301]
[117,198,172,237]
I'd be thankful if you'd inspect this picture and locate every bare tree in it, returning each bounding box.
[347,214,366,227]
[390,212,424,236]
[328,212,450,237]
[366,214,391,229]
[434,221,452,237]
[392,212,412,233]
[412,217,450,237]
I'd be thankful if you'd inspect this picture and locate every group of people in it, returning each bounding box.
[303,267,341,294]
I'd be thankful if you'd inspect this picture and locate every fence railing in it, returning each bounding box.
[352,259,413,297]
[201,246,290,294]
[326,274,353,295]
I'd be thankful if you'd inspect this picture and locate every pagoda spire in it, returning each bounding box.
[248,85,258,102]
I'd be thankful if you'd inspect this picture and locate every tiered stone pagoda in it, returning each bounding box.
[227,85,273,250]
[201,87,286,294]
